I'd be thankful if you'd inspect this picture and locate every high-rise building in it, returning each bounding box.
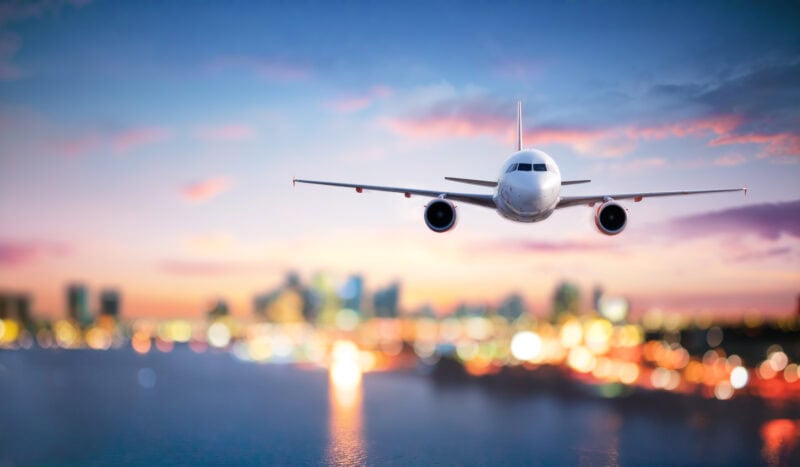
[498,293,526,321]
[253,272,319,323]
[99,289,121,318]
[67,284,92,326]
[592,286,604,314]
[373,282,400,319]
[0,292,32,328]
[207,299,230,320]
[552,281,580,320]
[340,275,364,315]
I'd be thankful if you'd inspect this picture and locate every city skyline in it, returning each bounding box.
[1,1,799,319]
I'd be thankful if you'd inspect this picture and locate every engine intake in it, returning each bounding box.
[595,201,627,235]
[424,199,457,233]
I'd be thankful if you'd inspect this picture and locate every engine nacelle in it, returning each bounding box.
[595,201,627,235]
[424,199,457,233]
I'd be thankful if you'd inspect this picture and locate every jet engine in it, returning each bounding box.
[424,199,457,233]
[595,201,627,235]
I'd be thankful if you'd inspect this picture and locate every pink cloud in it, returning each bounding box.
[160,259,269,276]
[111,126,171,152]
[181,177,231,203]
[0,240,69,266]
[207,56,311,82]
[383,99,800,160]
[52,134,103,157]
[50,126,171,157]
[329,85,394,113]
[195,124,256,142]
[710,132,800,158]
[634,115,743,140]
[384,112,511,139]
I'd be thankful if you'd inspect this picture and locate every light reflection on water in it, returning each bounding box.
[326,342,366,466]
[761,419,799,466]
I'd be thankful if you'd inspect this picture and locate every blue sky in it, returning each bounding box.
[1,0,798,318]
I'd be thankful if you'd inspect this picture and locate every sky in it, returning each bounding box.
[0,0,799,320]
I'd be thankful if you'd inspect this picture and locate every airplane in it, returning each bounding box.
[294,102,746,235]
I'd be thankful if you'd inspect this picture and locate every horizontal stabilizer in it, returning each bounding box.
[444,177,498,188]
[561,179,591,186]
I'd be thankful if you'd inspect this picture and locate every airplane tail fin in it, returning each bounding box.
[516,101,522,151]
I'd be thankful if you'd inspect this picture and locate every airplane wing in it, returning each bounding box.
[556,187,747,209]
[293,178,497,209]
[444,177,498,187]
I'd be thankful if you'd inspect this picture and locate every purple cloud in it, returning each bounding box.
[730,246,794,263]
[665,199,800,240]
[0,239,69,266]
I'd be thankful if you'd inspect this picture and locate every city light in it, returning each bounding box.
[510,331,542,361]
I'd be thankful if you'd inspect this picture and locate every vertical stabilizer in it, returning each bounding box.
[516,101,522,151]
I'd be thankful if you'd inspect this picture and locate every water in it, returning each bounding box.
[0,347,796,465]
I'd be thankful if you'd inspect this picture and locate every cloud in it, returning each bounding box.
[479,239,616,255]
[664,199,800,241]
[51,126,171,157]
[207,56,311,81]
[650,59,800,158]
[383,95,757,158]
[180,177,231,203]
[710,132,800,158]
[328,85,393,113]
[160,259,269,276]
[111,126,171,152]
[382,96,513,140]
[194,124,256,142]
[0,239,69,266]
[730,246,794,263]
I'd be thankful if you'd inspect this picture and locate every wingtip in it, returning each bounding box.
[743,185,748,197]
[292,176,296,188]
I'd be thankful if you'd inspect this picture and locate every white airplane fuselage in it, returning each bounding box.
[493,149,562,222]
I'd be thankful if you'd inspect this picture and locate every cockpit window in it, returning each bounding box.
[517,163,532,171]
[506,164,517,173]
[533,163,547,172]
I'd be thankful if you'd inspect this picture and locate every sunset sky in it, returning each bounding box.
[1,1,798,320]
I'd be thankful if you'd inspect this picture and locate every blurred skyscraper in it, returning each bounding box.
[373,282,400,318]
[552,282,580,320]
[0,292,32,329]
[99,289,121,319]
[67,284,92,327]
[207,299,230,320]
[498,293,526,321]
[592,286,604,314]
[253,272,318,323]
[340,275,364,316]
